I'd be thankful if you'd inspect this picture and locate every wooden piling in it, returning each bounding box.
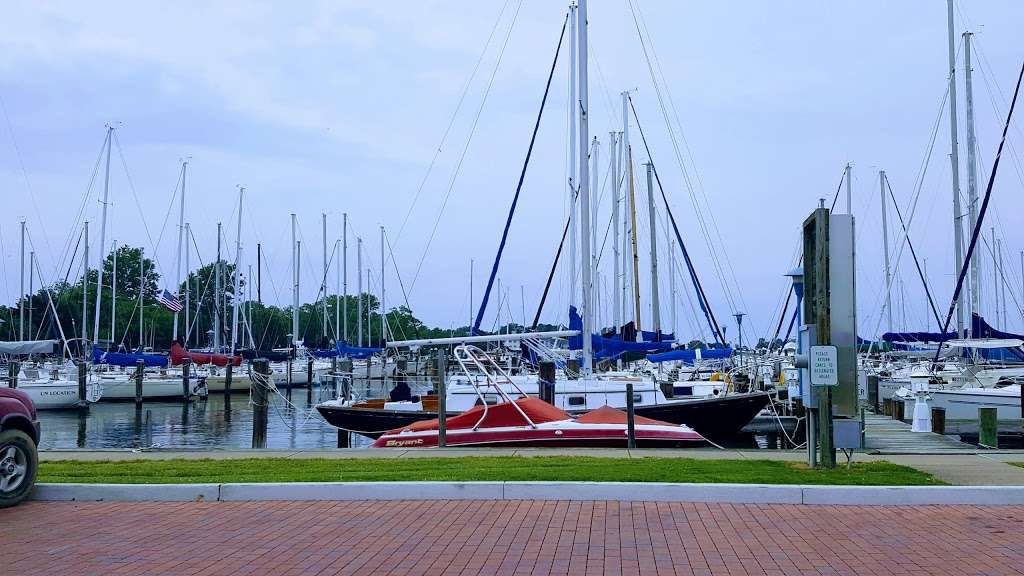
[538,361,556,405]
[979,407,998,449]
[893,399,905,422]
[252,358,270,449]
[77,361,88,410]
[134,359,144,408]
[286,357,293,393]
[625,381,637,449]
[306,356,314,386]
[340,359,353,400]
[181,358,191,400]
[437,349,447,448]
[224,363,233,398]
[330,357,338,395]
[566,359,580,380]
[7,360,18,389]
[931,407,946,435]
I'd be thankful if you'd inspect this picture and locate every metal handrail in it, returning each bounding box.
[453,344,537,430]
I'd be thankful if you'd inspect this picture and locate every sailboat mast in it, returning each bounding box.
[290,213,298,349]
[342,213,348,343]
[93,126,113,345]
[880,171,893,333]
[999,237,1007,329]
[621,91,633,329]
[380,225,386,345]
[991,228,999,327]
[645,162,661,337]
[19,220,25,341]
[139,249,144,349]
[590,136,600,314]
[357,237,363,347]
[947,0,966,337]
[230,188,244,355]
[576,0,593,375]
[110,242,117,343]
[567,1,578,317]
[184,222,191,346]
[173,161,187,341]
[666,214,676,338]
[964,31,981,325]
[628,147,642,333]
[215,222,222,350]
[335,238,341,343]
[27,251,34,340]
[322,213,328,341]
[610,132,621,338]
[82,221,89,351]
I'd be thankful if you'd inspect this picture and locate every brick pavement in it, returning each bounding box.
[3,500,1024,575]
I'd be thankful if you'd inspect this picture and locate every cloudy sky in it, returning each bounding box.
[2,0,1023,344]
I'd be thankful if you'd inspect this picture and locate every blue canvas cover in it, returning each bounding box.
[92,346,168,368]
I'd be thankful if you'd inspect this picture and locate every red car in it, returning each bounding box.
[0,387,40,507]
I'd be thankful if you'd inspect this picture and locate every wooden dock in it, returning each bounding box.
[863,413,978,454]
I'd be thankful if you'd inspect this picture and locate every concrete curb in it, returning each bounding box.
[30,482,1024,505]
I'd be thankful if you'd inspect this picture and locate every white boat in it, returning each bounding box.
[925,384,1021,420]
[15,365,103,410]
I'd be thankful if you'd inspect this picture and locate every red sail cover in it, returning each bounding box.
[397,398,569,433]
[170,342,241,367]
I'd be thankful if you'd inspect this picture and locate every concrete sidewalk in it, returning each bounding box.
[39,447,1024,486]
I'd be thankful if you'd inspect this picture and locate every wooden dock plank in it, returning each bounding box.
[863,413,977,454]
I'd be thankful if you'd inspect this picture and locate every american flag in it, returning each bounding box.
[156,289,183,313]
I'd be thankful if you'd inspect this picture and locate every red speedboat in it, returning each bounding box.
[371,397,705,448]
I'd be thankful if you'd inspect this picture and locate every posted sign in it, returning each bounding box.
[810,345,838,387]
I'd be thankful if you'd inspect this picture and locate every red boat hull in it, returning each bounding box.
[373,427,704,448]
[170,343,241,367]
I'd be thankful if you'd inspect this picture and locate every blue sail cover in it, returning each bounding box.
[882,314,1024,362]
[92,346,168,368]
[332,341,382,359]
[640,330,675,342]
[567,306,674,357]
[646,347,733,363]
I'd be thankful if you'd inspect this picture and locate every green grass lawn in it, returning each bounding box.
[38,456,944,486]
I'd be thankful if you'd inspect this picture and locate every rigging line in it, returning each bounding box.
[829,168,846,212]
[771,285,794,349]
[885,177,942,329]
[631,0,750,316]
[934,59,1024,364]
[383,229,418,339]
[408,0,524,294]
[392,0,513,248]
[628,96,725,345]
[111,130,167,281]
[626,0,740,318]
[471,10,567,335]
[0,92,56,268]
[54,132,107,282]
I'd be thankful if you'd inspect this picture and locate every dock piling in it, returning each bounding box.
[979,407,998,449]
[77,361,88,410]
[134,359,144,407]
[931,407,946,435]
[437,349,447,448]
[626,381,636,449]
[7,360,18,389]
[252,358,270,449]
[538,361,555,404]
[181,358,191,400]
[224,363,233,398]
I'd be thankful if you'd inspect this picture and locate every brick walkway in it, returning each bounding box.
[3,501,1024,575]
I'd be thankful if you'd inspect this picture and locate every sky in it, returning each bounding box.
[2,0,1024,345]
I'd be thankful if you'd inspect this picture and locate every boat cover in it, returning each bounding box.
[574,405,672,426]
[92,346,168,367]
[883,314,1024,362]
[0,340,57,355]
[239,348,292,362]
[333,341,383,359]
[397,397,569,433]
[646,347,733,363]
[169,342,241,367]
[568,307,674,356]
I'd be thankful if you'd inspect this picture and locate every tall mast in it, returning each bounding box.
[248,264,254,349]
[998,237,1007,329]
[380,225,386,345]
[230,188,244,355]
[139,248,144,348]
[645,162,661,337]
[666,214,676,338]
[991,228,999,327]
[964,31,981,326]
[322,212,328,341]
[215,222,222,350]
[567,1,578,317]
[621,92,634,328]
[93,126,113,345]
[110,242,116,343]
[342,213,348,343]
[844,163,852,215]
[290,214,298,349]
[590,137,600,313]
[610,132,621,337]
[27,251,34,340]
[173,160,187,341]
[357,237,363,347]
[82,221,89,351]
[880,171,893,333]
[184,222,191,346]
[469,259,474,330]
[335,238,341,343]
[947,0,966,336]
[19,220,24,341]
[628,147,642,333]
[576,0,593,375]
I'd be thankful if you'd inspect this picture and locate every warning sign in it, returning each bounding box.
[810,345,838,387]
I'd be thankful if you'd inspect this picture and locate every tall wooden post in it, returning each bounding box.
[77,361,88,410]
[538,361,556,404]
[252,358,270,449]
[437,348,447,448]
[181,358,192,400]
[625,381,637,449]
[134,359,144,408]
[7,361,18,389]
[224,363,233,398]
